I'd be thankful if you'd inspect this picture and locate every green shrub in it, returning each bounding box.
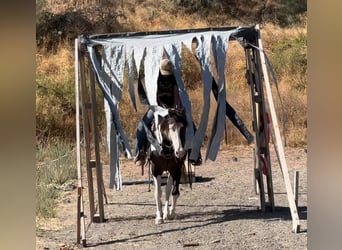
[36,56,76,143]
[269,33,307,92]
[36,140,77,218]
[277,0,307,27]
[36,10,94,52]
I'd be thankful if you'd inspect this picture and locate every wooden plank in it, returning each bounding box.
[246,49,266,212]
[79,43,96,221]
[100,163,108,205]
[89,67,105,222]
[294,170,299,208]
[256,25,300,232]
[253,47,275,212]
[75,39,86,246]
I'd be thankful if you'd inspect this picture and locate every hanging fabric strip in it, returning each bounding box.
[189,33,213,161]
[152,105,169,147]
[211,78,254,143]
[102,44,126,190]
[108,115,122,190]
[206,34,230,161]
[104,100,120,190]
[126,46,137,111]
[133,46,145,75]
[87,45,132,158]
[144,45,164,105]
[82,27,258,188]
[164,43,194,149]
[145,105,168,154]
[102,45,125,102]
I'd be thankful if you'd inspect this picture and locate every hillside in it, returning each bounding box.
[37,0,306,49]
[36,0,307,147]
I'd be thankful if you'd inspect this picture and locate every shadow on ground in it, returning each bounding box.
[87,204,307,248]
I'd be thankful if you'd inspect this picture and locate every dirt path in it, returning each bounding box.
[36,146,307,249]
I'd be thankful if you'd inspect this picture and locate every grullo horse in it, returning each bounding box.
[148,108,188,224]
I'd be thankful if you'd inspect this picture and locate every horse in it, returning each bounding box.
[147,108,189,224]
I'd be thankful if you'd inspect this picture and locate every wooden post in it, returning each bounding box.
[253,46,275,212]
[79,43,96,222]
[256,24,300,233]
[245,48,265,211]
[89,67,105,222]
[253,148,259,195]
[75,39,86,246]
[294,170,299,208]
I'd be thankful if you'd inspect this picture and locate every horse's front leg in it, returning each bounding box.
[153,175,164,224]
[163,173,173,220]
[169,174,180,220]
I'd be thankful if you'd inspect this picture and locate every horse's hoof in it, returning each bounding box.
[168,213,176,220]
[155,218,164,224]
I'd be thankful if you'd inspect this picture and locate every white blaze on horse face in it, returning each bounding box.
[168,118,185,158]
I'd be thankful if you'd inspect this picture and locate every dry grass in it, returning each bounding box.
[36,22,307,148]
[36,44,76,141]
[122,4,209,32]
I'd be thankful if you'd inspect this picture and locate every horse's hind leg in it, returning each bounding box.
[163,174,173,220]
[153,175,164,224]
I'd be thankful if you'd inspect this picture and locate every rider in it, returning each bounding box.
[134,58,202,167]
[134,58,181,166]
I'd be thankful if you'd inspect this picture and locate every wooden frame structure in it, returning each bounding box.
[75,39,108,246]
[74,25,300,246]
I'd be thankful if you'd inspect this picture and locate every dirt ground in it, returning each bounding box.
[36,146,307,250]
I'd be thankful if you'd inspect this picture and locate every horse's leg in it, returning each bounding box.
[163,173,173,220]
[153,175,164,224]
[169,174,181,220]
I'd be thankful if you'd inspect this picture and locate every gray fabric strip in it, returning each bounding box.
[206,34,230,161]
[189,34,213,161]
[126,46,137,111]
[164,43,194,149]
[85,28,244,188]
[87,46,132,157]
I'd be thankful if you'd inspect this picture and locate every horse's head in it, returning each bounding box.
[159,108,187,159]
